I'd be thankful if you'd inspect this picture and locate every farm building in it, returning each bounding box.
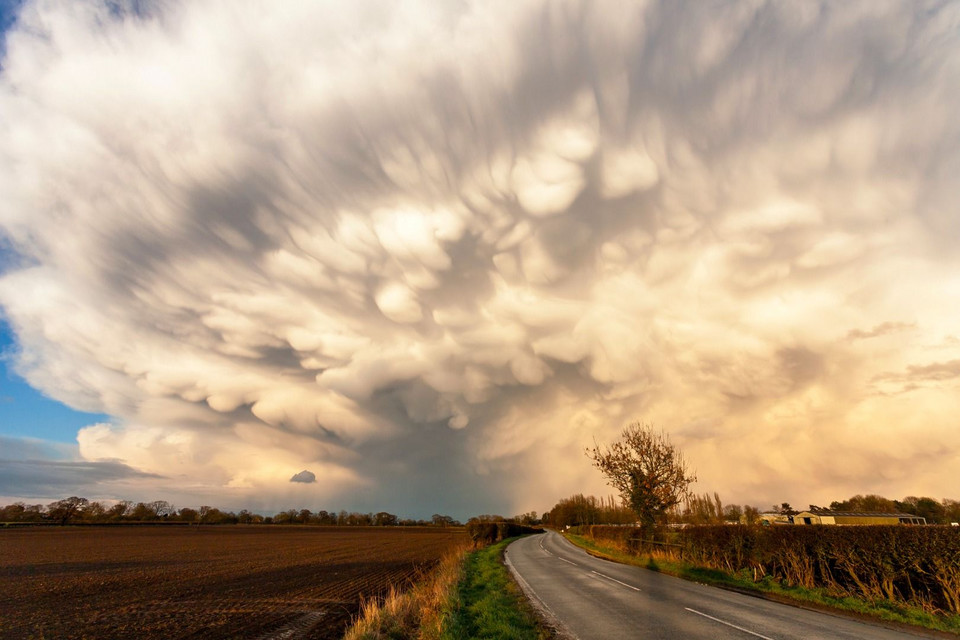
[792,508,926,525]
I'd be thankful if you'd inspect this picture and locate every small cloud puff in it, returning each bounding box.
[290,470,317,484]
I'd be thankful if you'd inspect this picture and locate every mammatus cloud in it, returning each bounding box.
[1,0,960,516]
[290,470,316,484]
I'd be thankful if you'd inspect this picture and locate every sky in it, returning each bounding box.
[1,0,959,520]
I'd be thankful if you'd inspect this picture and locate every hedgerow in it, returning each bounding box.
[465,522,544,547]
[583,524,960,614]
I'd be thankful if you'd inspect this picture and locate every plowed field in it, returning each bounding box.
[0,525,466,639]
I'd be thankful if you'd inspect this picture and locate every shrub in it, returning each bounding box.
[465,522,543,547]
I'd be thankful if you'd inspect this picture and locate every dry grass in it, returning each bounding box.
[344,542,470,640]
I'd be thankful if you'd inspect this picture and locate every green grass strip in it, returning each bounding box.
[565,534,960,636]
[441,538,549,640]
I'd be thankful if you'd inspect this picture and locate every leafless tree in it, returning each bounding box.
[149,500,175,518]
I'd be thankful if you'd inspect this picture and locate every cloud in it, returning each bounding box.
[846,322,916,342]
[0,435,163,499]
[873,359,960,391]
[290,470,316,484]
[1,0,959,516]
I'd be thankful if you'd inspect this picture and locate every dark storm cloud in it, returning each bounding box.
[0,436,163,497]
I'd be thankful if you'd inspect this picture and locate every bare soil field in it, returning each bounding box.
[0,525,467,639]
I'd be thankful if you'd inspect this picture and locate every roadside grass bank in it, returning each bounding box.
[565,533,960,636]
[344,542,468,640]
[442,537,551,640]
[345,537,550,640]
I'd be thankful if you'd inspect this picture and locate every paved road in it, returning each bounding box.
[505,531,923,640]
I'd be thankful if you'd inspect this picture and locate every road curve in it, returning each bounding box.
[505,531,923,640]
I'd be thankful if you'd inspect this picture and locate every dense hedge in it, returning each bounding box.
[581,524,960,613]
[466,522,544,547]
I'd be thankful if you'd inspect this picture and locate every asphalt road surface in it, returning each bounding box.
[505,531,924,640]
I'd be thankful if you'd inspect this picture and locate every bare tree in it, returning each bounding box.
[149,500,175,518]
[587,422,696,533]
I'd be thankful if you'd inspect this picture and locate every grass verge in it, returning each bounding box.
[441,537,551,640]
[344,537,550,640]
[565,533,960,636]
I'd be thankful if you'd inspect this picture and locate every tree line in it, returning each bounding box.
[0,496,462,527]
[545,491,960,528]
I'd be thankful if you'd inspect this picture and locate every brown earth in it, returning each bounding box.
[0,525,467,639]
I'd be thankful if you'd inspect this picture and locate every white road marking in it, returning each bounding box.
[558,557,578,566]
[590,570,640,592]
[684,607,775,640]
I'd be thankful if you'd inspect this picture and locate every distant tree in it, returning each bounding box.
[587,422,696,533]
[775,503,797,516]
[297,509,313,524]
[723,504,744,523]
[829,494,897,513]
[198,505,234,524]
[83,501,107,523]
[943,499,960,524]
[1,502,44,523]
[544,495,635,528]
[149,500,175,518]
[897,496,946,524]
[130,502,158,521]
[431,514,455,527]
[468,514,506,524]
[348,512,373,526]
[199,507,233,524]
[374,512,398,526]
[684,493,724,524]
[178,507,199,523]
[742,505,761,524]
[104,501,130,521]
[273,509,297,524]
[515,511,539,526]
[0,502,26,522]
[47,497,89,525]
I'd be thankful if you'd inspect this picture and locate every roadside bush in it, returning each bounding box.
[466,522,543,547]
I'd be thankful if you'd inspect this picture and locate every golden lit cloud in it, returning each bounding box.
[1,0,959,515]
